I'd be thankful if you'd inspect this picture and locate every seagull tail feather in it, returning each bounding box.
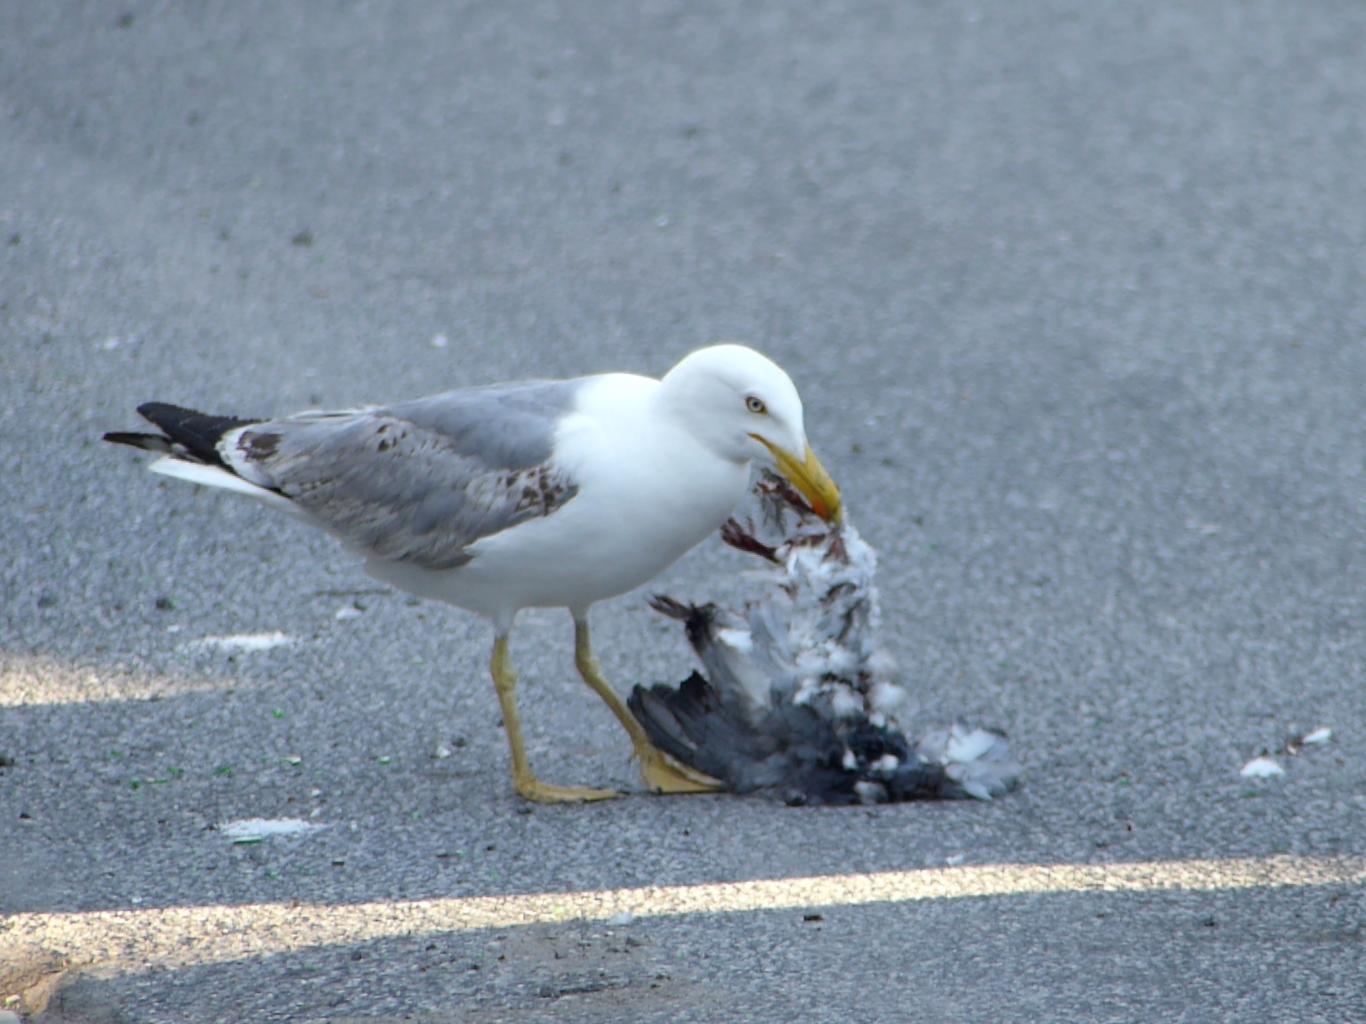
[105,403,295,509]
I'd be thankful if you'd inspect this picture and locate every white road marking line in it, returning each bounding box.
[3,855,1361,974]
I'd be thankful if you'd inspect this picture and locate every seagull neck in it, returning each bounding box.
[650,378,746,466]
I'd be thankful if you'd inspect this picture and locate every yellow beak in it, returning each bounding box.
[750,435,843,523]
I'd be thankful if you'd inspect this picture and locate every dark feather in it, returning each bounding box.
[102,431,172,454]
[103,403,259,467]
[132,402,258,466]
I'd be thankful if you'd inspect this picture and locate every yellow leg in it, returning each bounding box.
[490,634,620,804]
[572,619,723,795]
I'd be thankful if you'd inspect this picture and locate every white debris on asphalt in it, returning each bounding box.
[1240,756,1285,779]
[1301,727,1332,746]
[183,632,295,653]
[334,603,364,621]
[219,818,326,842]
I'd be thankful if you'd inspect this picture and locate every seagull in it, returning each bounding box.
[104,344,842,803]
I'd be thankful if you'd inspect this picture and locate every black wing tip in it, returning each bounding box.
[136,400,192,420]
[116,402,260,467]
[136,401,256,432]
[102,430,170,452]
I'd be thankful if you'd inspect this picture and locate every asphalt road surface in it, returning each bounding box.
[2,3,1363,1022]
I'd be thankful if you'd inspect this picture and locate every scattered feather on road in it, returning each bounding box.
[1239,756,1285,779]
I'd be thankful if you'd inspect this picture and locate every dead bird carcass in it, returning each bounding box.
[629,473,1020,805]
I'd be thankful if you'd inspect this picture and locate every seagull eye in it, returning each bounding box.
[745,396,767,415]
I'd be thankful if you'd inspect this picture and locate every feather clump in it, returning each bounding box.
[630,473,1020,805]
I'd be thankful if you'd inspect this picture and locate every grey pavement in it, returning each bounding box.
[1,2,1363,1022]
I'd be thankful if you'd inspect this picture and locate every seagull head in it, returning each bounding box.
[660,344,843,522]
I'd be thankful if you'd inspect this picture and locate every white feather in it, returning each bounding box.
[946,725,999,764]
[830,685,864,719]
[716,627,754,654]
[869,680,907,715]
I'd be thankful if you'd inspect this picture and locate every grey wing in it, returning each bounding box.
[225,380,584,570]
